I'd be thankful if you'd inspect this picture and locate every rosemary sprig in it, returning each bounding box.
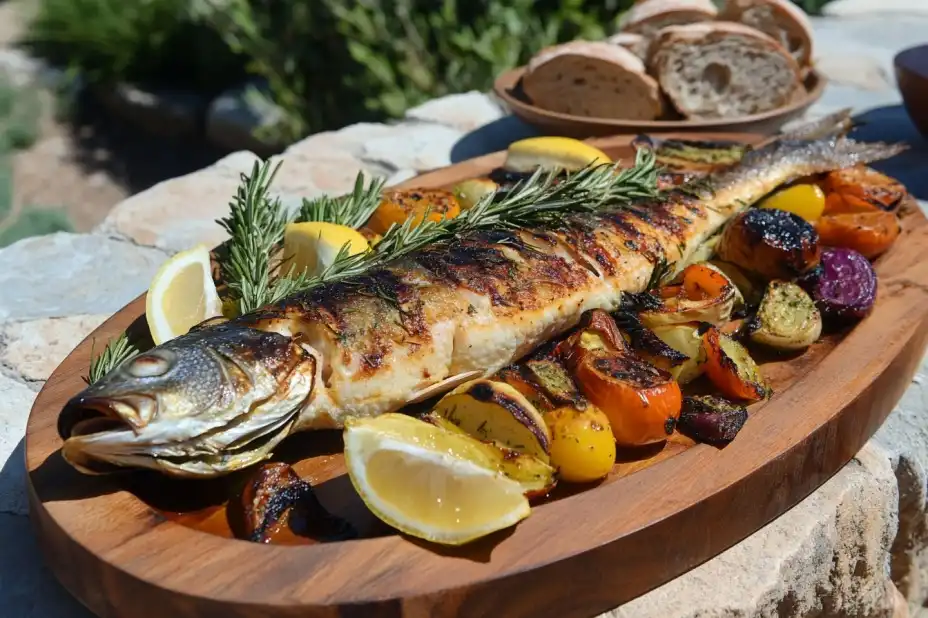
[268,148,660,300]
[298,173,385,229]
[86,333,139,384]
[216,161,293,315]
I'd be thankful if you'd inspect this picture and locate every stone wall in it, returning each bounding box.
[3,4,928,617]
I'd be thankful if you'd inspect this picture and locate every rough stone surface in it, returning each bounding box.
[0,315,107,383]
[404,91,505,132]
[0,376,34,517]
[604,443,899,618]
[97,151,261,253]
[361,122,464,173]
[206,79,287,154]
[0,234,166,321]
[93,82,208,139]
[873,359,928,615]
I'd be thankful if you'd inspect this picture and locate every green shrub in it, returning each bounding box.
[0,208,74,247]
[25,0,245,93]
[197,0,634,143]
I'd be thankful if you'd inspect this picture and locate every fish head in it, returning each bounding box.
[58,323,317,478]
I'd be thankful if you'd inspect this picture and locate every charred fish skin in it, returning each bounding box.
[57,131,906,477]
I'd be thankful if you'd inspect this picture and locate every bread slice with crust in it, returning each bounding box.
[523,41,663,120]
[618,0,719,37]
[647,22,802,119]
[606,32,649,61]
[720,0,814,67]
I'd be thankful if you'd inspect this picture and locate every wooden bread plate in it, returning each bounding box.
[26,132,928,618]
[494,66,827,138]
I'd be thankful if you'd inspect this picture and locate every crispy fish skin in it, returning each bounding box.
[57,134,905,477]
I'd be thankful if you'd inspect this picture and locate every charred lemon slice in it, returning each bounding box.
[283,221,369,278]
[343,413,531,545]
[366,189,461,235]
[145,245,222,345]
[504,137,611,172]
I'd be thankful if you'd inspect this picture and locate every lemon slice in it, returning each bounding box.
[504,137,612,173]
[344,413,531,545]
[283,221,369,278]
[145,245,222,345]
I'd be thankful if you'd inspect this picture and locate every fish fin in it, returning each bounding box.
[407,371,484,404]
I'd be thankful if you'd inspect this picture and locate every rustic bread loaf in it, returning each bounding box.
[647,22,802,119]
[618,0,719,37]
[606,32,649,62]
[720,0,814,67]
[523,41,663,120]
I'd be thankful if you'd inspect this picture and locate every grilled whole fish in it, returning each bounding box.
[58,132,904,477]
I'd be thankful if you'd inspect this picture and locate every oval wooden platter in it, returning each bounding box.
[493,66,827,138]
[26,132,928,618]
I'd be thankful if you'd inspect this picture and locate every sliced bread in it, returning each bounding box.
[720,0,814,67]
[606,32,650,62]
[523,41,663,120]
[618,0,719,37]
[647,22,802,119]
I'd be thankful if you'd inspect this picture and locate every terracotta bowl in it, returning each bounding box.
[493,66,826,138]
[895,44,928,140]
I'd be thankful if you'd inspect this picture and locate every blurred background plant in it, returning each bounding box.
[23,0,838,147]
[0,72,73,248]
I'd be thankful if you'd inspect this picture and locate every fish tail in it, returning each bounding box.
[779,108,855,141]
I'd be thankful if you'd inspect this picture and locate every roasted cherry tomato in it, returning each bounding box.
[759,183,826,222]
[821,165,906,214]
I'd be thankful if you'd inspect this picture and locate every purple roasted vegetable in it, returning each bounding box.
[677,395,748,444]
[803,247,877,321]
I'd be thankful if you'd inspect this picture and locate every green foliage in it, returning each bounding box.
[26,0,836,146]
[0,208,73,247]
[25,0,244,93]
[0,72,74,248]
[196,0,632,143]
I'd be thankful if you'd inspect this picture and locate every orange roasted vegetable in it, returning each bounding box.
[366,189,461,235]
[821,165,906,214]
[816,210,901,259]
[561,311,682,446]
[701,326,768,402]
[570,351,682,446]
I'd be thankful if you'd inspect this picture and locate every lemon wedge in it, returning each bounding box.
[344,413,531,545]
[145,245,222,345]
[283,221,369,278]
[504,137,612,173]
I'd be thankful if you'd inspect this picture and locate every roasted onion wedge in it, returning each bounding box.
[431,379,551,463]
[640,263,737,328]
[677,395,749,444]
[651,322,707,384]
[750,280,822,351]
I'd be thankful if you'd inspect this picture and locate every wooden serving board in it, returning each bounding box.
[26,133,928,618]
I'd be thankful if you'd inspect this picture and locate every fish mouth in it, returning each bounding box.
[58,396,141,441]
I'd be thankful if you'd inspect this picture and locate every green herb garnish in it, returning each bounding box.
[86,332,139,384]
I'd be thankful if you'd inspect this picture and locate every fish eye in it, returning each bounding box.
[126,352,173,378]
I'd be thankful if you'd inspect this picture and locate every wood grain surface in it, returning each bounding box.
[493,67,827,138]
[25,132,928,618]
